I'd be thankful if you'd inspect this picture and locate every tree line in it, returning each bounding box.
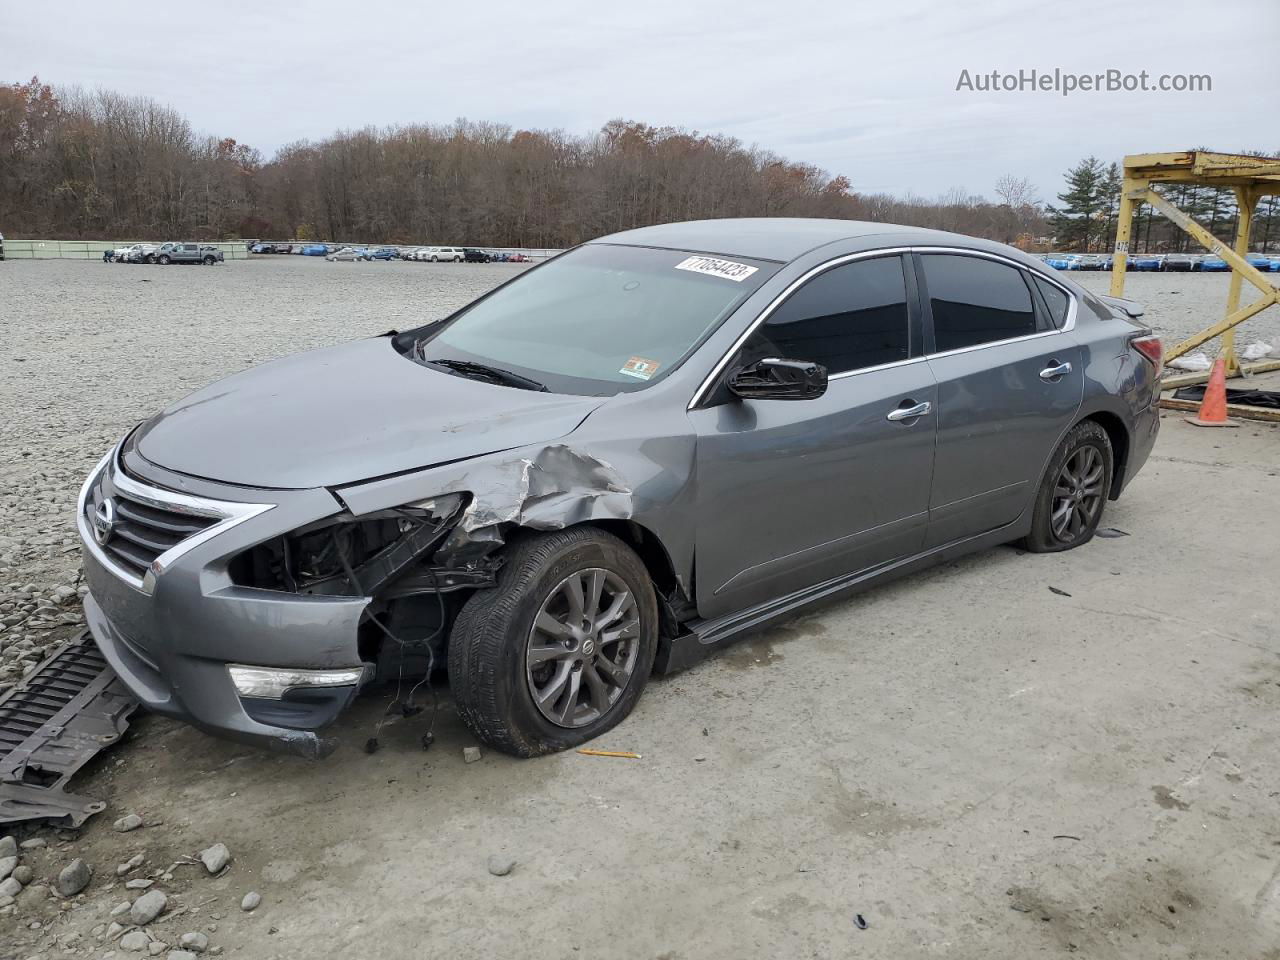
[0,77,1052,247]
[2,76,1272,252]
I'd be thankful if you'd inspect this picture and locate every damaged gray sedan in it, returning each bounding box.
[78,218,1161,759]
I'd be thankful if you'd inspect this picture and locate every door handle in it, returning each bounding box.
[886,400,932,422]
[1039,361,1072,381]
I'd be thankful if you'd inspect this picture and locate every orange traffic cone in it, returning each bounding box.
[1184,356,1237,427]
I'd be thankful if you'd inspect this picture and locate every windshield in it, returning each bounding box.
[400,244,777,395]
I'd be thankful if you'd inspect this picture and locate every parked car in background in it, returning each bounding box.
[76,218,1160,759]
[1162,253,1196,272]
[0,230,4,261]
[1245,253,1272,272]
[301,244,330,256]
[1076,254,1106,270]
[155,242,223,265]
[1200,255,1229,271]
[1268,256,1280,273]
[508,253,530,262]
[114,243,159,263]
[463,248,492,263]
[326,247,370,262]
[1128,254,1163,272]
[1045,254,1080,270]
[368,247,400,261]
[422,246,464,262]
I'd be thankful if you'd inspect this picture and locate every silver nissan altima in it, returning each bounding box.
[78,218,1161,758]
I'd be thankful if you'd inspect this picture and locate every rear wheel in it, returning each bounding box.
[449,527,658,757]
[1021,420,1113,553]
[158,254,170,265]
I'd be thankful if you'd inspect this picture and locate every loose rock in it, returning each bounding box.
[130,888,168,925]
[12,865,31,885]
[179,932,208,953]
[110,901,132,918]
[107,920,125,938]
[114,814,144,833]
[0,878,19,898]
[198,843,230,875]
[0,835,15,857]
[56,857,92,896]
[240,891,261,912]
[169,952,198,960]
[148,943,167,957]
[0,855,15,880]
[117,853,145,876]
[463,746,482,763]
[19,837,46,850]
[120,930,150,952]
[487,854,516,877]
[126,878,154,889]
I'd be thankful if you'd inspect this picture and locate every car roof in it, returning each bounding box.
[589,217,1027,264]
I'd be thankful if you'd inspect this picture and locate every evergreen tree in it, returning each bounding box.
[1098,162,1122,251]
[1046,157,1105,251]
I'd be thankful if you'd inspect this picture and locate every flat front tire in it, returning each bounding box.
[449,527,658,757]
[1021,420,1113,553]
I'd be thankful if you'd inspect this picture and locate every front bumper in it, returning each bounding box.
[79,445,372,759]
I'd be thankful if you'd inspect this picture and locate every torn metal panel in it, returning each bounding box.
[439,444,634,556]
[0,632,138,827]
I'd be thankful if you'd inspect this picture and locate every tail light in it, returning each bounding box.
[1131,335,1163,380]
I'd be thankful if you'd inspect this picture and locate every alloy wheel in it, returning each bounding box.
[1051,445,1104,542]
[526,567,641,728]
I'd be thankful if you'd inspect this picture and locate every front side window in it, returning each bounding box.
[921,254,1037,352]
[402,244,777,395]
[738,255,910,375]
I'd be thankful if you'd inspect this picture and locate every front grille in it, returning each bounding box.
[85,469,219,579]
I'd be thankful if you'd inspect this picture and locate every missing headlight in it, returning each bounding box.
[230,493,466,596]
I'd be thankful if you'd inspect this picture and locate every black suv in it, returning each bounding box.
[463,248,492,263]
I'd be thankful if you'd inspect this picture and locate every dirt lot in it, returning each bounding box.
[2,257,1279,959]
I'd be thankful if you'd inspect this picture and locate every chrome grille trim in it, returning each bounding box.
[77,444,275,594]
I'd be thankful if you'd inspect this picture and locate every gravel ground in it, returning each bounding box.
[2,256,1279,958]
[0,257,1276,689]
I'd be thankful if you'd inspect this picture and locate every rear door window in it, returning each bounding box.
[921,254,1038,352]
[739,255,910,375]
[1032,275,1070,328]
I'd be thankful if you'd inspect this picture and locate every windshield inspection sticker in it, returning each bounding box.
[674,255,758,282]
[620,356,661,380]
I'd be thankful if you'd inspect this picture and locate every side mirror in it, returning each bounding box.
[728,358,828,401]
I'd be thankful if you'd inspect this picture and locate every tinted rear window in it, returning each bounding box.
[921,254,1037,351]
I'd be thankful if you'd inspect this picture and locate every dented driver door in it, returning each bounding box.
[688,254,937,621]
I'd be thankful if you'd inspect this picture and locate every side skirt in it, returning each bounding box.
[653,515,1030,674]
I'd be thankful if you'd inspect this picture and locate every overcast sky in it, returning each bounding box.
[5,0,1273,201]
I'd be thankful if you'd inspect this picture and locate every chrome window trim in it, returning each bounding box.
[688,244,1077,410]
[77,443,274,595]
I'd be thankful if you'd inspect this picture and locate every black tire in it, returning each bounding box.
[157,254,170,265]
[145,255,155,264]
[203,255,216,265]
[449,527,659,757]
[430,255,438,262]
[1021,420,1113,553]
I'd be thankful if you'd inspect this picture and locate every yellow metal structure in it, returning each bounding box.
[1107,151,1280,387]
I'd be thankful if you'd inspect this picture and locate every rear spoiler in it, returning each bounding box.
[1097,294,1145,320]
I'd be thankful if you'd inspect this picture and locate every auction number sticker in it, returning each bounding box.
[620,356,661,380]
[674,255,758,282]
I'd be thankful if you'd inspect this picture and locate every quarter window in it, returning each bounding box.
[1032,275,1070,328]
[739,256,910,376]
[921,254,1037,352]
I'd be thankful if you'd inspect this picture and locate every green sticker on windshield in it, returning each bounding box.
[620,356,661,380]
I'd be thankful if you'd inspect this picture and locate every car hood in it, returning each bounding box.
[134,337,606,488]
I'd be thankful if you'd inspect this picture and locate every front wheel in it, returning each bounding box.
[1021,420,1113,553]
[430,255,438,262]
[203,255,216,265]
[157,255,170,265]
[449,527,658,757]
